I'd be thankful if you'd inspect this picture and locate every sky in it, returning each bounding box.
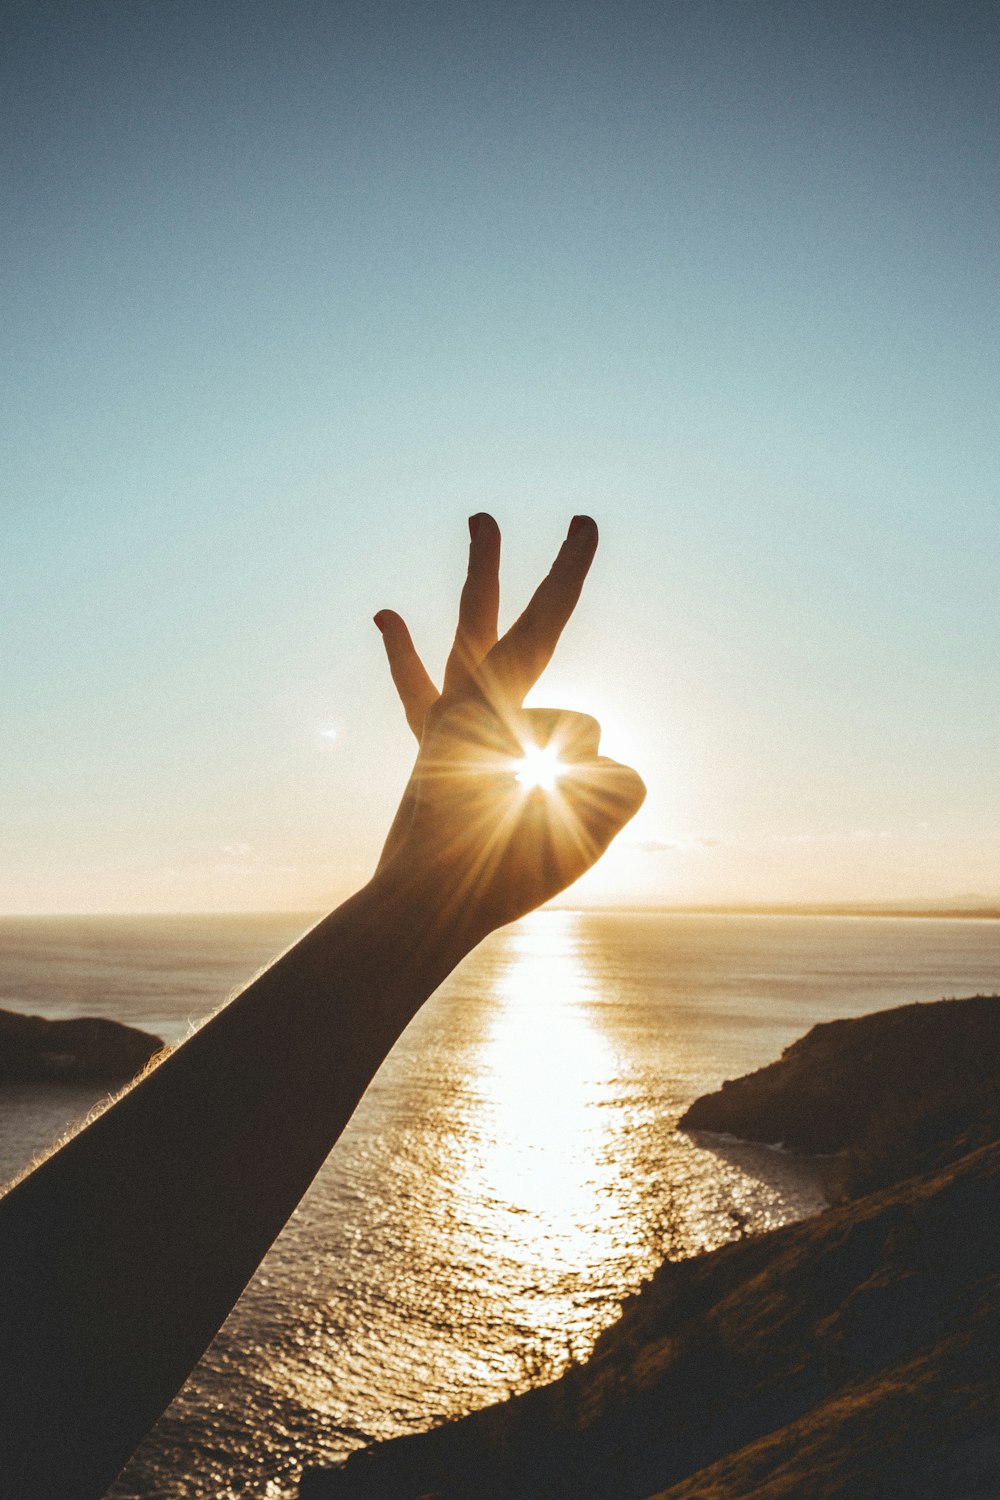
[2,0,998,913]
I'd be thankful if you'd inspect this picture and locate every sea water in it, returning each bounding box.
[1,911,997,1499]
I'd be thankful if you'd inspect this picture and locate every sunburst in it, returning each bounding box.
[513,741,566,793]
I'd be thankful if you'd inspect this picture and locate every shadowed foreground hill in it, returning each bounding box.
[301,995,1000,1500]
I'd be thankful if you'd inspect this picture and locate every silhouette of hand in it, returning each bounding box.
[373,515,645,940]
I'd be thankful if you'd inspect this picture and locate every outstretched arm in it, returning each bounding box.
[0,515,644,1499]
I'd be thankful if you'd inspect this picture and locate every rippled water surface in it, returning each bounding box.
[1,911,998,1498]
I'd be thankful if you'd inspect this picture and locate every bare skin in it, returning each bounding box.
[0,513,644,1499]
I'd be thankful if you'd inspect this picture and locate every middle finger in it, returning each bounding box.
[443,512,501,693]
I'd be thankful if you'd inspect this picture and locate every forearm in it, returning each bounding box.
[0,512,640,1498]
[0,870,470,1500]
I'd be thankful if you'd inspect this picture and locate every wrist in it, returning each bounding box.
[361,853,489,973]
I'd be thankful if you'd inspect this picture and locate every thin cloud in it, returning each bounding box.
[635,837,722,854]
[220,842,255,860]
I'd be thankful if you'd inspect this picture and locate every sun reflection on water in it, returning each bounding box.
[107,910,836,1496]
[467,912,624,1272]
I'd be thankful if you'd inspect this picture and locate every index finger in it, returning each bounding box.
[479,515,598,705]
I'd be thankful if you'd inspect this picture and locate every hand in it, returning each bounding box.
[372,514,645,942]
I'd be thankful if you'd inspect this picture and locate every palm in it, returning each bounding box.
[374,516,645,940]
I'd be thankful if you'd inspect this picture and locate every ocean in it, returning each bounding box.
[1,910,998,1499]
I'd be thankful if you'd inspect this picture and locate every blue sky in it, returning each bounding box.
[3,0,998,911]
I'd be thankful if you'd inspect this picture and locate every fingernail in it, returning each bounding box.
[373,612,387,633]
[568,514,594,538]
[469,513,484,540]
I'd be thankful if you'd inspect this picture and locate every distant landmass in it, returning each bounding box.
[674,899,1000,919]
[302,992,1000,1499]
[0,1008,164,1083]
[571,898,1000,919]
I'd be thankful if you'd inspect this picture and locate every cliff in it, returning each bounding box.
[300,994,1000,1499]
[0,1007,164,1083]
[679,992,1000,1196]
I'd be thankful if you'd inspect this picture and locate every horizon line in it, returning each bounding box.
[1,900,998,921]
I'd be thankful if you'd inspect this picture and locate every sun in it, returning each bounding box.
[513,741,566,793]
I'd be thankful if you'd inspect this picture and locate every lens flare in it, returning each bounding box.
[514,742,565,793]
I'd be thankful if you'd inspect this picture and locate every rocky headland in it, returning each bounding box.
[0,1007,164,1083]
[300,993,1000,1499]
[680,992,1000,1198]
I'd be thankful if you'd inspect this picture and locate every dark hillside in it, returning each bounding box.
[301,995,1000,1500]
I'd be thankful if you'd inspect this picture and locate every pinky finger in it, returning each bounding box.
[374,611,440,739]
